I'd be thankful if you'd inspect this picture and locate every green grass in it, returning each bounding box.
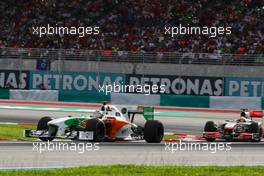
[0,124,36,140]
[162,135,180,140]
[0,165,264,176]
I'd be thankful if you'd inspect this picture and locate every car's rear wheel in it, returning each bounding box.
[249,123,261,142]
[204,121,217,142]
[144,120,164,143]
[85,118,106,142]
[37,116,55,141]
[248,122,259,133]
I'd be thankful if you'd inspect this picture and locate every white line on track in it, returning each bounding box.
[0,166,70,170]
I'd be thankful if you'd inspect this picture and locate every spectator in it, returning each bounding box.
[0,0,263,55]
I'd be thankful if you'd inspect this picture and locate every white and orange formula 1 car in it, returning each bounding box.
[24,103,164,143]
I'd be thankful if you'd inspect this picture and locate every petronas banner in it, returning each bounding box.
[29,71,125,91]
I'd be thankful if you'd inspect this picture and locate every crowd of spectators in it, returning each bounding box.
[0,0,263,55]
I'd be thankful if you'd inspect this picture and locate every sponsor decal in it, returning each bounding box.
[126,74,223,96]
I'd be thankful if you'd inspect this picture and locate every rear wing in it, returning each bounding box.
[250,111,263,118]
[128,106,154,123]
[142,106,154,120]
[240,109,263,119]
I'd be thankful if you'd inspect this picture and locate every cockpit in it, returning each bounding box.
[90,104,126,120]
[101,105,122,117]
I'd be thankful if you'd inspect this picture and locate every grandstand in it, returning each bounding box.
[0,0,263,55]
[0,0,263,91]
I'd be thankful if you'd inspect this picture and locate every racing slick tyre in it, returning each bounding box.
[204,121,217,142]
[85,118,106,142]
[248,122,261,142]
[144,120,164,143]
[37,116,55,142]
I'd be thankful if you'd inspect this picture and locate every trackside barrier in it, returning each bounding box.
[210,96,262,109]
[160,95,210,108]
[9,90,58,101]
[262,97,264,110]
[2,90,264,110]
[58,91,110,103]
[111,93,160,105]
[0,89,9,99]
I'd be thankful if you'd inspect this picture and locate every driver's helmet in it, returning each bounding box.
[240,111,246,117]
[241,109,250,117]
[92,110,103,119]
[239,112,247,121]
[239,109,250,121]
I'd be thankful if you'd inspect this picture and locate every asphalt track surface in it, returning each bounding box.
[1,141,264,167]
[0,107,264,167]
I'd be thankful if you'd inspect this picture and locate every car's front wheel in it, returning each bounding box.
[204,121,217,142]
[37,116,55,142]
[85,118,106,142]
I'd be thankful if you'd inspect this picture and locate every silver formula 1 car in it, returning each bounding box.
[203,109,264,142]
